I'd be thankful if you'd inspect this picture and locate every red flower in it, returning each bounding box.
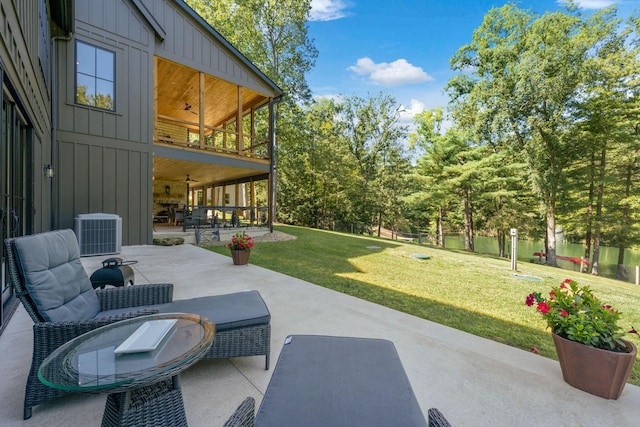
[525,293,536,306]
[560,309,569,317]
[536,302,551,314]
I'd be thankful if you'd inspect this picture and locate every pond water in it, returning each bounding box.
[442,235,640,284]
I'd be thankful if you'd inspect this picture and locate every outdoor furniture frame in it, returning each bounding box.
[225,400,451,427]
[224,335,438,427]
[5,229,270,420]
[5,234,170,420]
[39,313,215,427]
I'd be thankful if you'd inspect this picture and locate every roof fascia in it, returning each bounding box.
[130,0,167,41]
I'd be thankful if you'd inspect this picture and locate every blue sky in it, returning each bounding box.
[306,0,639,125]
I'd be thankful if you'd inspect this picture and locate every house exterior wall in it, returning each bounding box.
[0,0,57,331]
[51,0,280,245]
[0,0,53,234]
[140,0,277,97]
[54,0,155,244]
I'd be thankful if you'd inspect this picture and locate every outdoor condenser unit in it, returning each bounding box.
[74,213,122,256]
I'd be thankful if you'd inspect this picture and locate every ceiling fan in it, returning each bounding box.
[185,174,198,182]
[183,102,197,115]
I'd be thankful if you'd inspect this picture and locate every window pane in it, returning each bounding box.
[75,40,115,111]
[77,74,95,106]
[76,42,95,76]
[95,79,114,110]
[96,49,114,81]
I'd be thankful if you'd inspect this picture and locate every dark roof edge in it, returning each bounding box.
[174,0,283,97]
[130,0,167,41]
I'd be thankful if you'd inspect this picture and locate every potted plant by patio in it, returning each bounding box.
[226,231,254,265]
[526,279,638,399]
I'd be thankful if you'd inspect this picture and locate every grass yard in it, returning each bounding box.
[206,224,640,386]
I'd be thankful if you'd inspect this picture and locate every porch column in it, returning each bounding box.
[268,97,275,232]
[237,86,243,153]
[199,72,205,149]
[235,182,240,216]
[250,107,255,157]
[250,178,256,225]
[222,184,227,221]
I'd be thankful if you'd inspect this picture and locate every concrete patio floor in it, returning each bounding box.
[1,242,639,426]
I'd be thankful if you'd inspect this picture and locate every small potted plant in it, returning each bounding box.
[525,278,638,399]
[226,231,254,265]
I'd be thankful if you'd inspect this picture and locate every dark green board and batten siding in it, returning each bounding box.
[54,0,155,245]
[53,0,281,245]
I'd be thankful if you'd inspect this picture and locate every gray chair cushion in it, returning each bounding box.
[13,229,100,322]
[157,290,270,331]
[255,335,427,427]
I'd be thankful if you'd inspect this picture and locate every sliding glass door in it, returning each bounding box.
[0,72,29,333]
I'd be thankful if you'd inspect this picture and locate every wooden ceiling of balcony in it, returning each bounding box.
[153,157,268,187]
[156,58,268,129]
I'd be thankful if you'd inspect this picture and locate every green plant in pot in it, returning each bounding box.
[526,279,638,399]
[226,231,254,265]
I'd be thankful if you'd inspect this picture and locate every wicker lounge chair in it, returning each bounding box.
[224,335,450,427]
[5,229,270,420]
[224,398,451,427]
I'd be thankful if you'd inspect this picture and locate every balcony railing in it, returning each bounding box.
[177,204,268,231]
[155,116,270,159]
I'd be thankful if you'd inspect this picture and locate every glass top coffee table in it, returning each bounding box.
[39,313,215,427]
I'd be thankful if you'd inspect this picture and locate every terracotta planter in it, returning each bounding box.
[231,249,250,265]
[552,332,637,399]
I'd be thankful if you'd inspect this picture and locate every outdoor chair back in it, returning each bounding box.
[4,229,173,419]
[5,229,271,420]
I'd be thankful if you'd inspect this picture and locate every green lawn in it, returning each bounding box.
[206,224,640,386]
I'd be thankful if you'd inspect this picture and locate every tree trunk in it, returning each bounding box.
[582,151,595,273]
[546,198,557,267]
[498,230,505,258]
[615,164,633,280]
[437,207,445,248]
[464,188,474,251]
[616,246,627,280]
[592,235,601,276]
[591,146,606,276]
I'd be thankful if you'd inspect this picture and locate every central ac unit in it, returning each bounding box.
[74,213,122,256]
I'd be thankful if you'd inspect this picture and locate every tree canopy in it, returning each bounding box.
[185,1,640,279]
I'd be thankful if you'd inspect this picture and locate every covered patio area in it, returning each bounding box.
[0,243,638,426]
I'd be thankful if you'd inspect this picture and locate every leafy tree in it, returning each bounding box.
[372,140,412,237]
[277,98,354,228]
[186,0,317,102]
[560,11,640,276]
[335,93,408,231]
[410,109,471,248]
[448,4,617,266]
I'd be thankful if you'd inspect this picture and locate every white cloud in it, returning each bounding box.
[348,57,434,87]
[398,99,426,124]
[312,93,345,103]
[557,0,618,9]
[310,0,350,21]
